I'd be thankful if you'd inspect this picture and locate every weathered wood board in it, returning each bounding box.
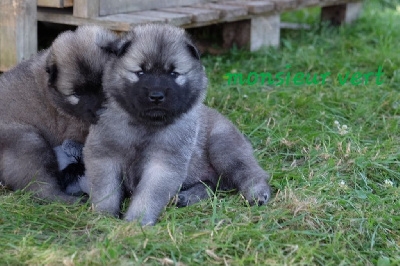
[38,8,163,31]
[130,10,193,26]
[0,0,37,71]
[73,0,99,18]
[195,3,248,20]
[222,1,275,15]
[160,7,220,23]
[297,0,320,8]
[272,0,298,11]
[37,0,73,8]
[99,0,215,16]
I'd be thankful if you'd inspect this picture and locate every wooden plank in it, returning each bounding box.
[98,13,165,24]
[73,0,99,18]
[37,0,73,8]
[99,0,214,16]
[0,0,37,71]
[160,7,220,23]
[271,0,298,11]
[194,3,248,20]
[62,0,73,7]
[37,8,154,31]
[321,0,342,4]
[297,0,320,8]
[320,0,360,4]
[132,10,192,26]
[222,1,275,15]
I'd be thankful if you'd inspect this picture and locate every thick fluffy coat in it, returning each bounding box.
[84,24,271,225]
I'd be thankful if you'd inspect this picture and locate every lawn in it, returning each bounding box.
[1,0,399,265]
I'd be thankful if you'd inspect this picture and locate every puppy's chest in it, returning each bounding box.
[121,131,155,192]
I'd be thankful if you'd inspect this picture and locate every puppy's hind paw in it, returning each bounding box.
[176,191,201,207]
[245,184,271,206]
[254,191,270,206]
[176,194,189,208]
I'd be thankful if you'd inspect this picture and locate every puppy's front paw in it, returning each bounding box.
[92,200,120,218]
[124,209,157,226]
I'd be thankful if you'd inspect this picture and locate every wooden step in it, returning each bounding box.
[37,8,161,32]
[222,1,275,14]
[38,0,73,8]
[129,10,193,26]
[159,7,221,23]
[272,0,299,11]
[97,13,165,25]
[297,0,321,8]
[194,3,248,20]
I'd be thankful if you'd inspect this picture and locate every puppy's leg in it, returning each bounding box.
[85,158,122,217]
[208,119,271,206]
[177,181,215,207]
[0,128,80,203]
[124,156,187,225]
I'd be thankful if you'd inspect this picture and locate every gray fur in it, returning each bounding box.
[84,24,271,225]
[0,26,118,202]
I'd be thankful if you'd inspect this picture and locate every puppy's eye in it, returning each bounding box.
[136,71,144,77]
[170,72,179,77]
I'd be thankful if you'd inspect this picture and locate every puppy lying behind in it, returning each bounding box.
[0,26,117,202]
[84,24,271,225]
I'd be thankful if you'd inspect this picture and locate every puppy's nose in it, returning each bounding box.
[149,91,165,104]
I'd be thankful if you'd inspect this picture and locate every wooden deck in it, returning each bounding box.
[0,0,363,71]
[36,0,360,29]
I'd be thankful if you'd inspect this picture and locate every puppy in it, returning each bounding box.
[84,24,271,225]
[0,26,117,202]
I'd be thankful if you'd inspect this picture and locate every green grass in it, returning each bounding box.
[1,1,400,265]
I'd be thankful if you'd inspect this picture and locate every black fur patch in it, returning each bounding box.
[46,63,58,88]
[75,58,103,95]
[102,39,132,57]
[186,42,201,60]
[112,72,201,127]
[57,162,85,191]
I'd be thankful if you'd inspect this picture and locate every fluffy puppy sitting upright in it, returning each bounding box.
[84,24,271,225]
[0,26,118,202]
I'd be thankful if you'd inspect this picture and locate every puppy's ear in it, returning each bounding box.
[98,37,132,57]
[186,42,201,60]
[45,49,58,88]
